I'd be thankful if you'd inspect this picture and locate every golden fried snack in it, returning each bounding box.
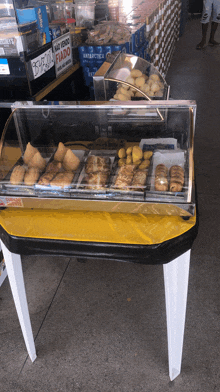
[118,158,126,167]
[130,69,142,78]
[85,156,110,173]
[126,146,133,155]
[118,148,126,159]
[139,159,150,170]
[62,149,80,171]
[144,151,153,160]
[126,155,132,165]
[23,142,38,165]
[132,146,143,162]
[135,76,145,88]
[38,160,62,186]
[10,165,26,185]
[28,151,46,171]
[50,171,74,188]
[24,167,40,186]
[54,142,67,162]
[149,74,160,81]
[86,172,109,190]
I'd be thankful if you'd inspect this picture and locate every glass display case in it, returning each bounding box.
[0,99,196,216]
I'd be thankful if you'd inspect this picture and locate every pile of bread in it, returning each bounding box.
[10,142,80,188]
[114,145,153,191]
[154,164,184,192]
[113,69,164,101]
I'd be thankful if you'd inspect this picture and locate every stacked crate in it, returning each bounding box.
[145,0,181,77]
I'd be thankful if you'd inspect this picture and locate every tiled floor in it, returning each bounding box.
[1,16,220,392]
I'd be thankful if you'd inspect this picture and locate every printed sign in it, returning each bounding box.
[30,47,54,79]
[0,58,10,75]
[52,33,73,77]
[0,197,23,207]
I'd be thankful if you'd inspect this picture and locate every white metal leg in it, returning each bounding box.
[163,249,191,381]
[1,240,37,362]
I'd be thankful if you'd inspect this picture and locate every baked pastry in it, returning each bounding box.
[54,142,67,162]
[85,172,109,190]
[24,167,40,186]
[85,156,110,174]
[10,165,26,185]
[62,149,80,171]
[155,164,168,191]
[169,165,184,192]
[50,171,74,188]
[28,151,46,171]
[23,142,38,165]
[132,170,147,191]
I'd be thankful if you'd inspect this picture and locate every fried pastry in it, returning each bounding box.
[24,167,40,186]
[50,171,74,188]
[28,151,46,171]
[169,165,184,192]
[54,142,67,162]
[62,149,80,171]
[10,165,26,185]
[23,142,38,165]
[155,164,168,191]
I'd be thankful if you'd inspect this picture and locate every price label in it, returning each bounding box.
[30,47,54,79]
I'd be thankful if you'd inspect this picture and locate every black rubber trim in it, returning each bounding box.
[0,217,198,265]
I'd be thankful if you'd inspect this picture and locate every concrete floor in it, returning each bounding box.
[1,17,220,391]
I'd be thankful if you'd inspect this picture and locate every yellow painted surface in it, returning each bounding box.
[0,208,196,245]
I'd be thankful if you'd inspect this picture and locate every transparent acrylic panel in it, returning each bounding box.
[0,101,196,215]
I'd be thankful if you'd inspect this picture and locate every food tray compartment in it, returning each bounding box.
[72,150,117,197]
[146,150,188,200]
[35,149,87,194]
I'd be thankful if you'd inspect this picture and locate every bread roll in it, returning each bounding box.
[10,165,26,185]
[149,74,160,81]
[28,151,46,171]
[23,142,38,165]
[130,69,142,78]
[135,76,145,87]
[126,76,135,85]
[54,142,67,162]
[24,167,40,186]
[155,164,168,191]
[62,149,80,171]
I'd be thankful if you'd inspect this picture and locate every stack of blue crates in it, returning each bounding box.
[78,23,150,88]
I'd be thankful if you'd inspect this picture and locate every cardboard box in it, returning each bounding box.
[16,5,51,46]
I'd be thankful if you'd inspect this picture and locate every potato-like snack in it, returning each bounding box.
[126,146,133,155]
[126,155,132,165]
[62,149,80,171]
[118,93,130,101]
[28,151,46,171]
[135,76,145,88]
[126,76,135,85]
[130,69,142,78]
[118,158,126,167]
[10,165,26,185]
[133,159,142,166]
[144,151,153,160]
[24,167,40,186]
[141,83,151,93]
[54,142,67,162]
[151,82,161,93]
[149,74,160,81]
[118,87,131,97]
[118,148,126,159]
[139,159,150,170]
[132,146,143,162]
[23,142,38,165]
[135,91,145,98]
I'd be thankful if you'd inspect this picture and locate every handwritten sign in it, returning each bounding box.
[30,47,54,79]
[52,33,73,77]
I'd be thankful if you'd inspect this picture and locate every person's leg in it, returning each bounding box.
[196,23,209,49]
[209,21,219,45]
